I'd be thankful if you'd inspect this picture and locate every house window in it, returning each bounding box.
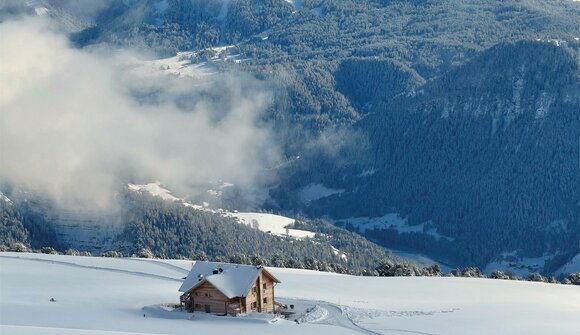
[251,302,257,309]
[263,297,268,304]
[253,287,257,295]
[263,283,267,290]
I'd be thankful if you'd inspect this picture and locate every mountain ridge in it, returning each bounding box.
[1,0,579,276]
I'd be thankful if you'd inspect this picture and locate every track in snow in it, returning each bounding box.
[0,255,183,282]
[129,258,191,274]
[279,297,442,335]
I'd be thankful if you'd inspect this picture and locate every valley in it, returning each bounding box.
[1,0,579,284]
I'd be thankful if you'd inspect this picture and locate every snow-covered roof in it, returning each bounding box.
[179,261,280,299]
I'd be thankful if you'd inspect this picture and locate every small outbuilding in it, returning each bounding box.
[179,261,281,316]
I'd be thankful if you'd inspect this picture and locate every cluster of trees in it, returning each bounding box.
[0,191,399,275]
[5,237,579,286]
[68,0,580,131]
[2,188,578,284]
[0,198,59,250]
[72,0,294,56]
[4,0,580,279]
[359,41,579,267]
[275,41,580,270]
[375,259,580,286]
[375,258,443,277]
[113,192,397,274]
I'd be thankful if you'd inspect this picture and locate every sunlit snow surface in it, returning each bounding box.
[1,253,579,335]
[225,212,316,239]
[298,183,344,203]
[0,191,11,204]
[127,183,315,239]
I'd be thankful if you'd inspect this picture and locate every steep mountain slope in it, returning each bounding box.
[287,41,580,269]
[36,0,580,129]
[71,0,294,56]
[0,190,400,274]
[0,0,97,32]
[1,0,579,275]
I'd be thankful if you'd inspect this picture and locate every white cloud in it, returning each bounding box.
[0,18,279,210]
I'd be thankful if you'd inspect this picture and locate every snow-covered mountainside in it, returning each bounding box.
[49,212,122,254]
[128,183,315,240]
[0,191,11,204]
[2,0,580,279]
[120,45,243,80]
[226,212,315,239]
[1,253,579,335]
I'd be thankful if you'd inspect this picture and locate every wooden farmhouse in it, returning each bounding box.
[179,261,281,316]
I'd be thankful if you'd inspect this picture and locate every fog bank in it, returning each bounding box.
[0,18,279,210]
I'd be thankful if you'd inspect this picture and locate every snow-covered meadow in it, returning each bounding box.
[1,253,579,335]
[128,182,316,239]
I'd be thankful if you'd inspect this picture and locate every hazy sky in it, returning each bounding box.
[0,17,279,210]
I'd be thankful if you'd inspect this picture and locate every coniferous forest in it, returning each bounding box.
[1,0,579,277]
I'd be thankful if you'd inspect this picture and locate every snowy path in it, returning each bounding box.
[279,298,378,334]
[279,297,443,335]
[318,302,380,335]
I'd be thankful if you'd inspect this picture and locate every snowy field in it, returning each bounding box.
[128,182,315,239]
[225,212,316,239]
[1,253,579,335]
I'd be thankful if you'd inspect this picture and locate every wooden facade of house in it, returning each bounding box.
[186,281,230,314]
[179,262,280,316]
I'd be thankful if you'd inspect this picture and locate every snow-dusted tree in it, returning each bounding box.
[10,242,29,253]
[376,259,421,277]
[270,254,285,267]
[251,255,267,266]
[527,273,545,282]
[101,250,122,258]
[138,248,154,258]
[251,219,260,230]
[563,272,580,285]
[490,270,509,280]
[461,267,484,278]
[422,264,443,276]
[285,258,304,269]
[196,251,208,261]
[214,255,228,263]
[505,271,522,281]
[65,249,80,256]
[41,247,58,255]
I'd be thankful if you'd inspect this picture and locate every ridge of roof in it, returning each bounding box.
[179,261,280,299]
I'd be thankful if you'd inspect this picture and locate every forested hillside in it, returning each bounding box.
[1,0,579,275]
[0,191,400,274]
[276,41,580,267]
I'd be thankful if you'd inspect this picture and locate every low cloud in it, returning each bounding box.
[0,18,279,210]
